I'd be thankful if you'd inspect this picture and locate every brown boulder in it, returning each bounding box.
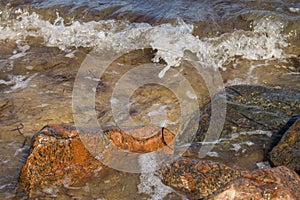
[160,158,242,199]
[19,124,175,194]
[269,119,300,173]
[105,125,174,153]
[208,166,300,200]
[19,124,103,193]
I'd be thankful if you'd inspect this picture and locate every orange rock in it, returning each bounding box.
[19,124,175,195]
[19,125,102,193]
[105,125,175,154]
[209,166,300,200]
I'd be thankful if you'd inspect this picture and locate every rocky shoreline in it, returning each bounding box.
[18,112,300,199]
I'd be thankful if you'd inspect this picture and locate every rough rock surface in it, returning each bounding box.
[160,157,300,200]
[19,124,300,199]
[207,166,300,200]
[160,158,242,199]
[197,85,300,140]
[19,124,175,194]
[105,125,175,153]
[187,85,300,169]
[269,119,300,173]
[19,125,102,193]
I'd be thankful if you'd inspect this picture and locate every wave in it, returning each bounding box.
[0,9,296,76]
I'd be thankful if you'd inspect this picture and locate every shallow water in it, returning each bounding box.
[0,0,299,199]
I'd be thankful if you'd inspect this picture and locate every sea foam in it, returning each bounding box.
[0,10,292,76]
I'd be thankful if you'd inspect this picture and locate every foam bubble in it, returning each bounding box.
[289,7,300,13]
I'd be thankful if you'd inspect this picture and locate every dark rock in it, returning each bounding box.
[191,85,300,169]
[159,158,242,199]
[207,166,300,200]
[269,119,300,173]
[197,85,300,140]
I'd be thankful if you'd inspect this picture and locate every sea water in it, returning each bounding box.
[0,0,299,199]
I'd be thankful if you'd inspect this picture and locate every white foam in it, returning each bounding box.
[0,10,292,77]
[110,97,119,105]
[186,90,197,99]
[256,161,271,169]
[137,153,174,200]
[42,187,58,196]
[147,105,178,127]
[147,105,168,117]
[230,143,242,152]
[25,66,33,70]
[0,74,35,92]
[37,103,49,108]
[244,141,254,146]
[289,7,300,13]
[227,78,251,86]
[14,146,28,157]
[9,40,30,60]
[2,73,38,93]
[239,130,273,137]
[207,151,219,157]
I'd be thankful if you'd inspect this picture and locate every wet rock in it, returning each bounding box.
[19,124,175,195]
[105,125,174,153]
[269,118,300,173]
[207,166,300,200]
[19,124,103,193]
[198,85,300,140]
[160,158,242,199]
[191,85,300,169]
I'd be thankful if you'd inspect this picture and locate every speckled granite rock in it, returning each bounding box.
[20,124,300,199]
[269,119,300,174]
[160,158,243,199]
[19,125,103,193]
[207,166,300,200]
[160,157,300,200]
[19,124,175,194]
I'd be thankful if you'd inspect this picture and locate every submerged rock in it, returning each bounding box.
[269,118,300,174]
[207,166,300,200]
[192,85,300,169]
[160,158,242,199]
[198,85,300,140]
